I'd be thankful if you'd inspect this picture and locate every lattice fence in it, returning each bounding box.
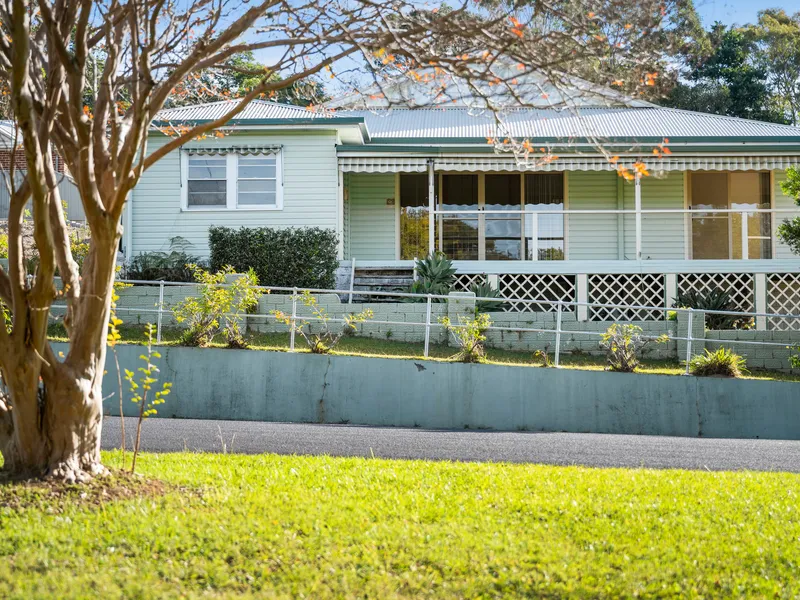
[768,273,800,331]
[588,273,665,321]
[677,273,755,313]
[496,274,576,312]
[452,272,487,292]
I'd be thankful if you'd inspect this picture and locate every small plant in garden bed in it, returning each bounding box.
[124,236,200,282]
[470,281,507,312]
[440,313,491,363]
[173,265,262,348]
[600,324,669,373]
[532,348,554,367]
[272,290,373,354]
[689,347,748,378]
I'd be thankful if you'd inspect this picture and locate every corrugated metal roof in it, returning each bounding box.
[341,107,800,140]
[155,100,345,122]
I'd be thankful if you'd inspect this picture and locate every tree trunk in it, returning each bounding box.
[0,347,107,482]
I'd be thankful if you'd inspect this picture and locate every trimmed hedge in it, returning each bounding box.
[208,226,339,289]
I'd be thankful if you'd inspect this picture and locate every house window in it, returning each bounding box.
[435,173,565,260]
[187,157,227,208]
[690,172,771,260]
[183,150,283,211]
[525,174,565,260]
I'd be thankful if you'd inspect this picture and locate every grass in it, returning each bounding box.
[0,451,799,598]
[48,323,800,382]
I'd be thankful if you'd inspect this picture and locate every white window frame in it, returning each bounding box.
[181,151,283,212]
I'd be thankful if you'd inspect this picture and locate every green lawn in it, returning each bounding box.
[48,323,800,382]
[1,452,799,598]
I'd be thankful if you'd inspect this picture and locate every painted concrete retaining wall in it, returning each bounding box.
[61,342,800,440]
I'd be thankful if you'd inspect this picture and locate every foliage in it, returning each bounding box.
[68,231,90,273]
[776,166,800,255]
[123,323,172,473]
[107,270,132,468]
[408,253,457,301]
[689,347,748,378]
[673,288,750,330]
[440,313,491,363]
[209,226,339,289]
[0,233,7,259]
[600,324,668,373]
[663,23,788,123]
[750,10,800,126]
[272,290,373,354]
[532,348,554,367]
[172,265,262,348]
[124,237,199,282]
[470,281,506,312]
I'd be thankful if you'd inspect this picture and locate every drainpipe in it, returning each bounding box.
[635,173,642,261]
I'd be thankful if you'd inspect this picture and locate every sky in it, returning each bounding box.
[696,0,797,26]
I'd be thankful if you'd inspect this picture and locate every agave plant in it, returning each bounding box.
[673,288,751,330]
[470,281,507,313]
[408,252,456,301]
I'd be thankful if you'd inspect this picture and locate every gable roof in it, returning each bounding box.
[154,99,346,122]
[340,106,800,144]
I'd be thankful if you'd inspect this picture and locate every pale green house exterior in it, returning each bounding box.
[126,98,800,328]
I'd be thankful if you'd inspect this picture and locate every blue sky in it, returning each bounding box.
[696,0,797,26]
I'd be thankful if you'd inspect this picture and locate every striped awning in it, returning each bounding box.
[339,157,428,173]
[185,145,281,156]
[338,154,800,173]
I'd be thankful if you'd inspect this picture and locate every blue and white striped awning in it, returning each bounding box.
[339,154,800,173]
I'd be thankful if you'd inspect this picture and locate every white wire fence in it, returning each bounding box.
[49,278,800,374]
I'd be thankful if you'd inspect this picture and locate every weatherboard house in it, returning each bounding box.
[125,81,800,329]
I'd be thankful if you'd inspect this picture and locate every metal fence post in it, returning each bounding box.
[684,308,693,375]
[423,294,432,358]
[156,281,164,344]
[289,287,298,352]
[554,302,563,367]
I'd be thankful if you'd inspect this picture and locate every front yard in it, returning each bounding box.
[47,323,800,382]
[1,452,798,598]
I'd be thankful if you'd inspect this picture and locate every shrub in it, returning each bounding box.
[470,281,506,312]
[600,324,668,373]
[689,347,748,378]
[0,233,7,259]
[172,265,262,348]
[408,253,456,301]
[125,237,199,282]
[532,348,554,367]
[440,313,491,363]
[209,226,338,289]
[673,288,751,330]
[272,290,373,354]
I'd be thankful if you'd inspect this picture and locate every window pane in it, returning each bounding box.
[188,180,226,193]
[188,157,226,180]
[525,174,564,260]
[485,174,522,261]
[691,173,730,259]
[400,174,430,260]
[238,165,276,179]
[239,179,277,193]
[238,192,276,206]
[188,179,226,207]
[441,175,478,260]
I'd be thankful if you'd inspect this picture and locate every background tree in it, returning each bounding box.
[776,166,800,254]
[0,0,684,482]
[752,10,800,125]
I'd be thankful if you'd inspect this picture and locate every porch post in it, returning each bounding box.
[635,173,642,260]
[336,168,344,260]
[427,159,435,256]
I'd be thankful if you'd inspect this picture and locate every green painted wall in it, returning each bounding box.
[82,342,800,439]
[567,171,619,260]
[131,131,339,258]
[347,172,397,260]
[623,171,685,260]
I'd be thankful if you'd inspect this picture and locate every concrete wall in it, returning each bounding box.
[78,343,800,440]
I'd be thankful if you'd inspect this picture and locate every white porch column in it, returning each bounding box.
[427,159,435,256]
[336,168,344,260]
[665,273,677,313]
[755,273,767,330]
[634,173,642,260]
[576,273,588,322]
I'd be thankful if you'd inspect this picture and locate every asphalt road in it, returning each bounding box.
[101,416,800,473]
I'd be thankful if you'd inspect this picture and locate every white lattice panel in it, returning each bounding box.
[588,274,665,321]
[768,273,800,331]
[452,273,487,292]
[677,273,754,313]
[497,274,576,312]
